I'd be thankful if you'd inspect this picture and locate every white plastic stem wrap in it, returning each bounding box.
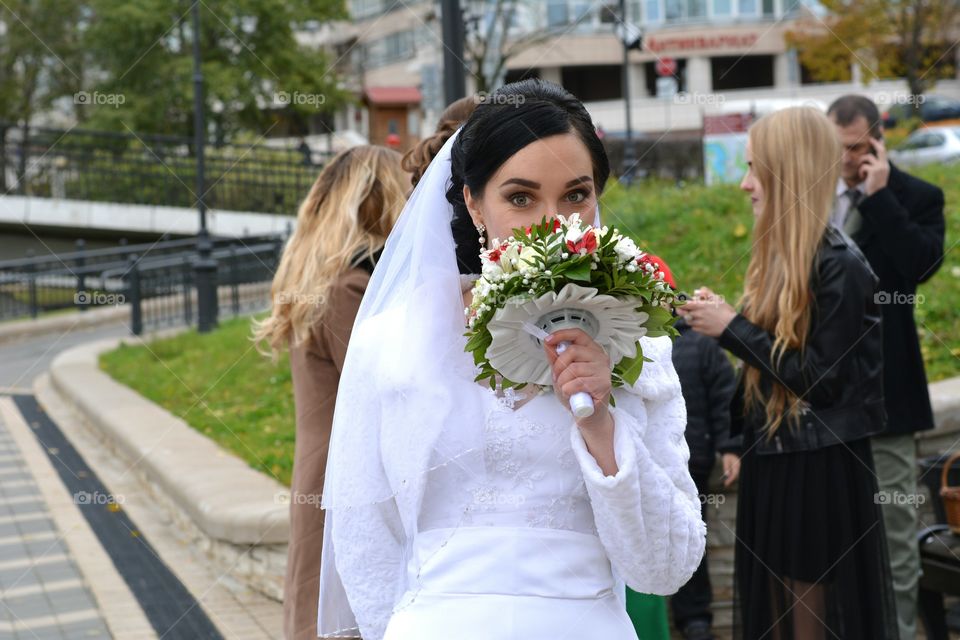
[521,322,595,418]
[555,340,596,418]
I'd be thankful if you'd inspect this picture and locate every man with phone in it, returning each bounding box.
[828,94,946,640]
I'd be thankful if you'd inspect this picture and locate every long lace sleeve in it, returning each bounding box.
[319,321,408,640]
[569,335,706,595]
[327,500,404,640]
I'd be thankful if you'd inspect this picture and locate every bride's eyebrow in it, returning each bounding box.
[499,176,593,189]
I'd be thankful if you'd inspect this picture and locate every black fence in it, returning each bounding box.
[107,239,283,334]
[0,234,285,332]
[1,122,331,215]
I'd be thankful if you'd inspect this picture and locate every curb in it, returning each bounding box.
[0,306,127,345]
[46,336,289,546]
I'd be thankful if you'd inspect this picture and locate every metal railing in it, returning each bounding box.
[0,233,285,327]
[110,239,283,334]
[1,122,330,215]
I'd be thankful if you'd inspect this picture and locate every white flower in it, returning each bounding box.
[499,244,520,274]
[518,245,539,269]
[482,260,503,280]
[564,225,584,245]
[614,236,639,262]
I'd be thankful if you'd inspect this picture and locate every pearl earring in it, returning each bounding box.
[476,223,486,246]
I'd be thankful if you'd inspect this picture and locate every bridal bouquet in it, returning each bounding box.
[464,213,679,398]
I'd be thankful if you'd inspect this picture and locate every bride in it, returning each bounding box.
[317,79,706,640]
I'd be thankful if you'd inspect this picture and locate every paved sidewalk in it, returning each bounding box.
[0,406,111,640]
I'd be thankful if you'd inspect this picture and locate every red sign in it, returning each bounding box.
[647,33,759,53]
[656,57,677,77]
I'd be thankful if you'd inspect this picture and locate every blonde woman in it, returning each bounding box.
[679,107,897,639]
[254,145,408,640]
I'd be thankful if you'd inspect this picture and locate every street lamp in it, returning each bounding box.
[192,2,218,332]
[440,0,467,104]
[617,0,643,186]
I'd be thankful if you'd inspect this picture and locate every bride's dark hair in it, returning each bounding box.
[447,79,610,274]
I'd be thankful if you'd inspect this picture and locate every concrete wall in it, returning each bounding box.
[2,196,295,238]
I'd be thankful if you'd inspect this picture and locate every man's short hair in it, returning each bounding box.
[827,95,883,139]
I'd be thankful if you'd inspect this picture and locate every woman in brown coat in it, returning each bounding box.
[255,145,408,640]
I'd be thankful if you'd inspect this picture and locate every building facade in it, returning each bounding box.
[300,0,960,149]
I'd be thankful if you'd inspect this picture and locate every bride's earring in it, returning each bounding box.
[476,223,486,246]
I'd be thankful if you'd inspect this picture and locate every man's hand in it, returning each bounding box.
[859,137,891,196]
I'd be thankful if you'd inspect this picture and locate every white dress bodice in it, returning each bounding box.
[417,390,597,535]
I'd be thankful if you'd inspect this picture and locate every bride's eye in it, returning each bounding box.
[509,193,532,207]
[566,190,589,204]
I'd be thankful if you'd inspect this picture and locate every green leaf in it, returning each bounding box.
[618,351,646,386]
[565,261,592,282]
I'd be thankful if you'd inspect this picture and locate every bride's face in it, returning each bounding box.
[463,132,598,246]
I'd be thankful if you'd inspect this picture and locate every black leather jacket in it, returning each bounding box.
[719,227,886,455]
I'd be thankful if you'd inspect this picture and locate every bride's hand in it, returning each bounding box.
[544,329,613,432]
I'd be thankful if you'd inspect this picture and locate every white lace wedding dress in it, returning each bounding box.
[357,335,706,640]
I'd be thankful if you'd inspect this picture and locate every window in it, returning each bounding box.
[547,0,569,26]
[561,65,623,102]
[762,0,774,15]
[644,0,661,22]
[714,0,732,16]
[665,0,706,21]
[362,30,415,68]
[504,67,540,84]
[599,2,620,23]
[711,55,774,90]
[350,0,385,19]
[782,0,802,14]
[738,0,757,14]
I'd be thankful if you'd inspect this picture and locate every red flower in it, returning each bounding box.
[566,229,597,254]
[486,241,510,263]
[525,218,562,236]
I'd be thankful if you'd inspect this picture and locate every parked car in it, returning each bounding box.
[889,126,960,167]
[882,95,960,127]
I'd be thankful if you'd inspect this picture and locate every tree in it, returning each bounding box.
[786,0,960,105]
[79,0,350,139]
[461,0,592,94]
[0,0,86,190]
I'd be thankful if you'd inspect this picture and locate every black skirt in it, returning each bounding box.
[733,434,899,640]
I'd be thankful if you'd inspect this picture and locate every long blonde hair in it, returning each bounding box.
[740,106,841,436]
[254,145,407,356]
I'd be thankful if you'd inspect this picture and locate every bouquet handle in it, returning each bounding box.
[555,341,596,419]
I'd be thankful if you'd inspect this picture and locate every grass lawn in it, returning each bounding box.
[100,315,296,485]
[100,164,959,485]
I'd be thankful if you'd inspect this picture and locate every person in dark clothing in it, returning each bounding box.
[640,255,740,640]
[827,94,946,640]
[670,315,739,640]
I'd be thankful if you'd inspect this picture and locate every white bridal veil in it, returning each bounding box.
[317,128,605,638]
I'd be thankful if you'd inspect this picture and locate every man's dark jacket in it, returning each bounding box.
[852,163,945,435]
